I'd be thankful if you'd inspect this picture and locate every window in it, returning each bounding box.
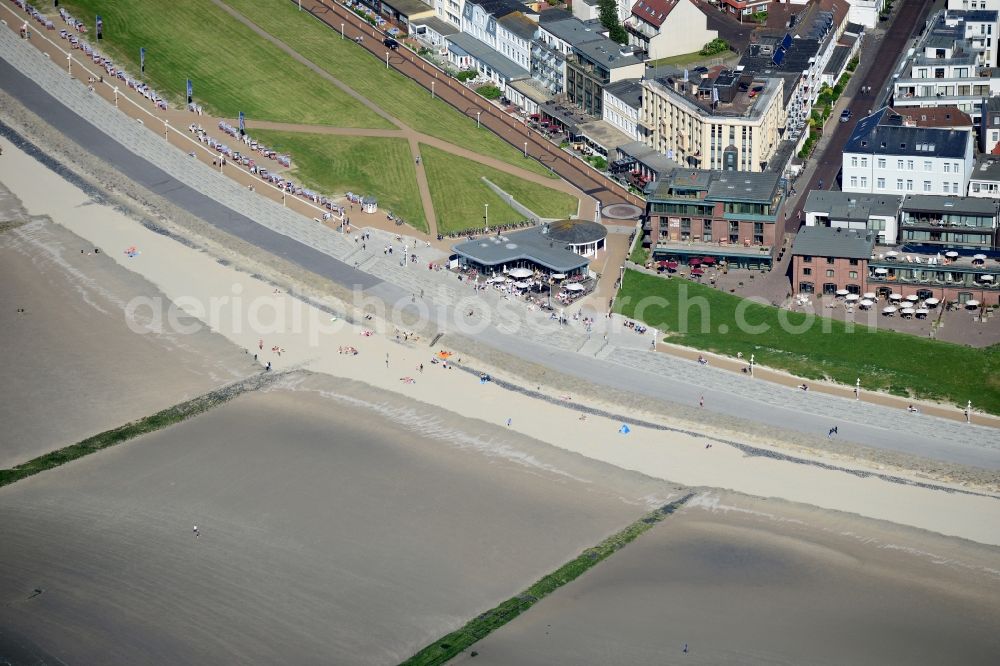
[897,160,904,169]
[826,270,835,278]
[849,259,859,266]
[860,177,868,188]
[944,182,950,193]
[954,182,959,193]
[897,178,904,190]
[944,162,951,173]
[924,181,931,192]
[803,255,812,263]
[907,160,914,170]
[861,158,868,168]
[849,271,858,279]
[851,156,858,167]
[878,158,886,169]
[877,177,886,189]
[827,258,835,265]
[850,176,858,187]
[803,267,812,276]
[924,161,932,171]
[906,180,913,191]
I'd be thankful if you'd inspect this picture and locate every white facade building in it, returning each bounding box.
[847,0,887,29]
[602,79,644,142]
[842,108,976,197]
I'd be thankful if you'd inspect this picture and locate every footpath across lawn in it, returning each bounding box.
[420,145,578,235]
[251,131,426,232]
[57,0,389,128]
[222,0,557,178]
[614,270,1000,414]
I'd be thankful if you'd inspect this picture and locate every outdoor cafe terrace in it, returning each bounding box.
[868,248,1000,292]
[649,240,773,269]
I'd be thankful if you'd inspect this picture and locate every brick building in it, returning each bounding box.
[791,226,874,296]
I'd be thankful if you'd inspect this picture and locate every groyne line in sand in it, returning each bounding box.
[400,493,695,666]
[0,371,288,489]
[450,362,998,500]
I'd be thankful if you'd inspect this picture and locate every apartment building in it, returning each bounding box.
[982,95,1000,152]
[565,36,644,116]
[802,191,903,244]
[533,9,602,96]
[842,107,976,196]
[642,169,784,268]
[892,10,1000,125]
[791,226,875,296]
[624,0,716,60]
[602,79,645,143]
[968,154,1000,196]
[640,69,786,172]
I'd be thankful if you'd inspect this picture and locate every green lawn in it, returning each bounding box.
[251,130,426,232]
[57,0,389,128]
[420,145,578,235]
[222,0,557,177]
[615,270,1000,414]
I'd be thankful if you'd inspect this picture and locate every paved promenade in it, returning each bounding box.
[2,27,998,467]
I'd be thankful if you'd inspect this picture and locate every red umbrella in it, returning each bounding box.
[688,258,702,266]
[691,268,705,276]
[657,260,669,268]
[666,261,679,269]
[701,256,716,265]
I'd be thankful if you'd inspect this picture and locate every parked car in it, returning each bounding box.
[383,38,399,50]
[840,109,852,123]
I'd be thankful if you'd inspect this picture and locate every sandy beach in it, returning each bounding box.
[0,377,672,665]
[0,139,998,547]
[458,490,1000,666]
[0,191,254,468]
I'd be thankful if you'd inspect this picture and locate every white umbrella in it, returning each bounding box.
[915,308,929,315]
[905,294,919,301]
[980,275,995,282]
[900,307,915,315]
[508,267,533,278]
[551,273,567,280]
[863,292,877,299]
[889,293,902,300]
[845,293,860,301]
[885,250,898,257]
[874,268,889,275]
[836,289,850,296]
[513,280,530,288]
[859,299,874,308]
[973,254,987,261]
[882,306,897,314]
[966,300,981,308]
[924,297,939,306]
[945,251,959,258]
[564,283,585,292]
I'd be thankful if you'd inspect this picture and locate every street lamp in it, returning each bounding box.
[113,86,119,108]
[341,23,345,39]
[431,80,435,98]
[476,111,481,128]
[386,51,390,69]
[67,53,71,75]
[523,141,528,158]
[966,400,972,423]
[855,378,860,400]
[163,119,169,141]
[749,354,755,376]
[484,203,489,229]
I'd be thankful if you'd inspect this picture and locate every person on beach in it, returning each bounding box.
[506,418,512,427]
[699,395,704,408]
[828,426,838,438]
[193,525,199,538]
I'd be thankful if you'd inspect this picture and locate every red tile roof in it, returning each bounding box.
[631,0,677,28]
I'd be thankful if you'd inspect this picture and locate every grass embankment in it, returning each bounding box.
[222,0,557,178]
[0,373,276,488]
[250,130,427,231]
[421,145,577,234]
[58,0,389,128]
[628,232,649,265]
[402,494,693,665]
[615,270,1000,413]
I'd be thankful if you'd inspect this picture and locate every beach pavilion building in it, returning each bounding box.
[452,220,606,276]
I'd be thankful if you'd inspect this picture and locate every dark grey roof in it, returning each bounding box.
[946,9,999,22]
[573,37,641,68]
[803,191,902,221]
[740,37,821,75]
[707,172,781,203]
[380,0,435,16]
[843,107,972,158]
[844,21,864,34]
[900,195,999,216]
[498,12,538,40]
[971,155,1000,182]
[411,16,459,36]
[538,13,604,47]
[452,227,591,272]
[823,44,850,75]
[538,8,574,23]
[791,226,874,259]
[464,0,526,19]
[617,141,680,177]
[447,33,530,80]
[545,219,607,244]
[603,78,642,109]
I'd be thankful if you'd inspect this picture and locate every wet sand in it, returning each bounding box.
[0,209,255,468]
[0,376,674,665]
[459,491,1000,665]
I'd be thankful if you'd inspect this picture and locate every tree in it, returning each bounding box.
[598,0,628,45]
